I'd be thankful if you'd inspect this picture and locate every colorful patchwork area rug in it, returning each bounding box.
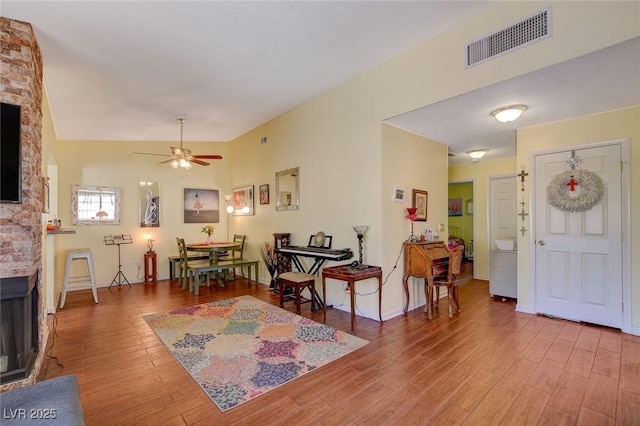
[143,295,369,411]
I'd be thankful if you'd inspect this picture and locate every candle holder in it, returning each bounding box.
[352,225,368,269]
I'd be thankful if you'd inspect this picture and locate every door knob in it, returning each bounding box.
[537,240,545,246]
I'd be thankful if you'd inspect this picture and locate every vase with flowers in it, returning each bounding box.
[201,225,215,243]
[406,208,418,242]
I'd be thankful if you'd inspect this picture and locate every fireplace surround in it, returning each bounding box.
[0,272,39,384]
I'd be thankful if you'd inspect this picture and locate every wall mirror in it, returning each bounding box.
[275,167,300,211]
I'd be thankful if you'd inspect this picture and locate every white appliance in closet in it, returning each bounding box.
[488,176,518,299]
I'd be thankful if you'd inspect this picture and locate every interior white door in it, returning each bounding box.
[534,144,622,328]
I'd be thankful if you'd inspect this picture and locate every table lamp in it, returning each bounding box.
[146,233,155,252]
[352,225,368,269]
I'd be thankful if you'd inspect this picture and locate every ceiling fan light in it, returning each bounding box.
[467,149,488,161]
[491,105,526,123]
[179,158,190,168]
[170,159,180,169]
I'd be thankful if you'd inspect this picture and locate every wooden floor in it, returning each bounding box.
[40,276,640,425]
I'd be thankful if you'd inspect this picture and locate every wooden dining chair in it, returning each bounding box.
[220,234,246,279]
[433,245,464,318]
[176,237,211,292]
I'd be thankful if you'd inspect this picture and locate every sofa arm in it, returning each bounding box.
[0,375,84,425]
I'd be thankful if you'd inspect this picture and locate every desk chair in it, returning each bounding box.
[433,245,464,318]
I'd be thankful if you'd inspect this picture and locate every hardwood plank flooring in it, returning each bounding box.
[39,276,640,425]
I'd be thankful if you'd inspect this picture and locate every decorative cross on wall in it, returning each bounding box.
[518,169,529,192]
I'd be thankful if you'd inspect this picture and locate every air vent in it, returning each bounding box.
[466,6,552,68]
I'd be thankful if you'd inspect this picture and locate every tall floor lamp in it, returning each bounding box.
[224,195,234,241]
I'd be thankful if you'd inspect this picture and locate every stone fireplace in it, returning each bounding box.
[0,17,45,391]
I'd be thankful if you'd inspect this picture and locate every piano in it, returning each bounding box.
[275,245,353,276]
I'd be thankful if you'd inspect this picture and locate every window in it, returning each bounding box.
[72,185,121,225]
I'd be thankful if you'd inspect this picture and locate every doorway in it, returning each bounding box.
[448,181,474,280]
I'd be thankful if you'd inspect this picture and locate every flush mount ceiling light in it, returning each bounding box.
[491,105,527,123]
[467,149,488,161]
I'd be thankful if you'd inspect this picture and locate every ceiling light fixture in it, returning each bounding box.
[169,118,193,170]
[491,105,527,123]
[468,149,488,161]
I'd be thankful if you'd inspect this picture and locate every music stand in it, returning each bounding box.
[104,234,133,288]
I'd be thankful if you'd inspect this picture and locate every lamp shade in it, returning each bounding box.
[491,105,526,123]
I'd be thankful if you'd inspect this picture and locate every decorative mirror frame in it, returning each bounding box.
[275,167,300,211]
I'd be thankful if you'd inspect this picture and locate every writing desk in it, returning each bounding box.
[322,264,383,334]
[402,241,450,319]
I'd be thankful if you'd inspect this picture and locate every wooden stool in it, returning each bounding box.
[278,271,316,315]
[144,251,157,284]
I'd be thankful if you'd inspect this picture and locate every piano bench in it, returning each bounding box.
[278,272,316,315]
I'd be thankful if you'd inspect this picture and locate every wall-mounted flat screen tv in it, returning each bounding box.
[1,102,22,203]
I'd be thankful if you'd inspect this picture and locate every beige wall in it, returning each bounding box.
[517,107,639,331]
[49,136,229,302]
[381,124,449,316]
[448,157,517,279]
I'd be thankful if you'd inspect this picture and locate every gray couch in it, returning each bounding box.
[0,375,84,425]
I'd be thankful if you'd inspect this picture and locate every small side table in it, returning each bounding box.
[322,264,383,334]
[144,251,157,284]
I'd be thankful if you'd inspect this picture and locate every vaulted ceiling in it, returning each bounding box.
[4,1,639,165]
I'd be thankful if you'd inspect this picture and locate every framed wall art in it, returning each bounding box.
[412,189,428,221]
[139,181,159,227]
[183,188,220,223]
[232,185,254,216]
[259,184,269,205]
[448,198,463,217]
[392,186,406,202]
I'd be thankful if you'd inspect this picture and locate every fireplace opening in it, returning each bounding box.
[0,272,39,384]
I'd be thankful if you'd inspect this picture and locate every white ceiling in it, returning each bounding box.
[2,1,495,141]
[3,1,639,165]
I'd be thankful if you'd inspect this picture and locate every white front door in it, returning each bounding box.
[534,143,622,328]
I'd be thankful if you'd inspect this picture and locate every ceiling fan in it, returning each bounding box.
[134,118,222,169]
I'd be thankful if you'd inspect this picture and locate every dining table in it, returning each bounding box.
[185,241,243,287]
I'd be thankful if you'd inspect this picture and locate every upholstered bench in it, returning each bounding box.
[278,271,316,315]
[0,375,85,425]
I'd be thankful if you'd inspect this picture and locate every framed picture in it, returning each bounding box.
[467,199,474,215]
[259,184,269,205]
[183,188,220,223]
[412,189,428,221]
[139,182,159,227]
[448,198,463,217]
[392,186,406,202]
[232,185,254,216]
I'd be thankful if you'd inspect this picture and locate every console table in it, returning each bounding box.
[402,241,450,319]
[321,264,383,334]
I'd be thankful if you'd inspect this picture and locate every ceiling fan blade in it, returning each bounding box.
[190,159,210,166]
[193,154,223,160]
[134,152,170,157]
[158,159,174,164]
